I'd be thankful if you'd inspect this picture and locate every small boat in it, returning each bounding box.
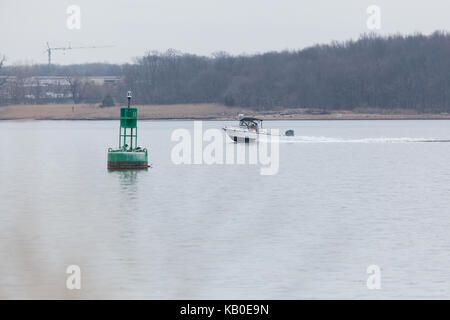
[223,117,294,142]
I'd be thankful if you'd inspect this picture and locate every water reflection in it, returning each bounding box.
[108,169,146,197]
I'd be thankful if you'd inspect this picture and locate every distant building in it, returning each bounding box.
[0,75,121,86]
[0,75,121,104]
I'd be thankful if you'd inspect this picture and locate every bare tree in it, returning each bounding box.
[0,55,7,87]
[66,76,86,104]
[8,67,27,104]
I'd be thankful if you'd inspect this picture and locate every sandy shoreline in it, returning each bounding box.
[1,103,450,121]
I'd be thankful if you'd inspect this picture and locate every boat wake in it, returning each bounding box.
[278,136,450,143]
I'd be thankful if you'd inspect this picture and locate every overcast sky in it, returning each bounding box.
[1,0,449,65]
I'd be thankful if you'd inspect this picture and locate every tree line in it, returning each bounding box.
[1,31,450,112]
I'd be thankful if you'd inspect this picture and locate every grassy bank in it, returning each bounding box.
[1,103,450,120]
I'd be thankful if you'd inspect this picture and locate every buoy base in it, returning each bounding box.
[108,161,148,170]
[107,149,148,170]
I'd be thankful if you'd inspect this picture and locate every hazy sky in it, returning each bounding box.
[1,0,449,65]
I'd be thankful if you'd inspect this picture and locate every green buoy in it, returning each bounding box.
[107,91,148,170]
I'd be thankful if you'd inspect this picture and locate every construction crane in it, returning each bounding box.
[45,42,113,65]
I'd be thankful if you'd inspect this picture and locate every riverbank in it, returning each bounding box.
[1,103,450,120]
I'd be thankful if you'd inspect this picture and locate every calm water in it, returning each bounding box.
[1,120,450,299]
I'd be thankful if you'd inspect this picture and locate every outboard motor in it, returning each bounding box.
[285,129,295,136]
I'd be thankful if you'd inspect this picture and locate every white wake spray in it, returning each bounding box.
[277,136,450,143]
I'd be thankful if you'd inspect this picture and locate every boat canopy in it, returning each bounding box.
[239,117,263,130]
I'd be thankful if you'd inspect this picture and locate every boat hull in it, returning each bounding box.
[223,120,294,142]
[224,128,258,142]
